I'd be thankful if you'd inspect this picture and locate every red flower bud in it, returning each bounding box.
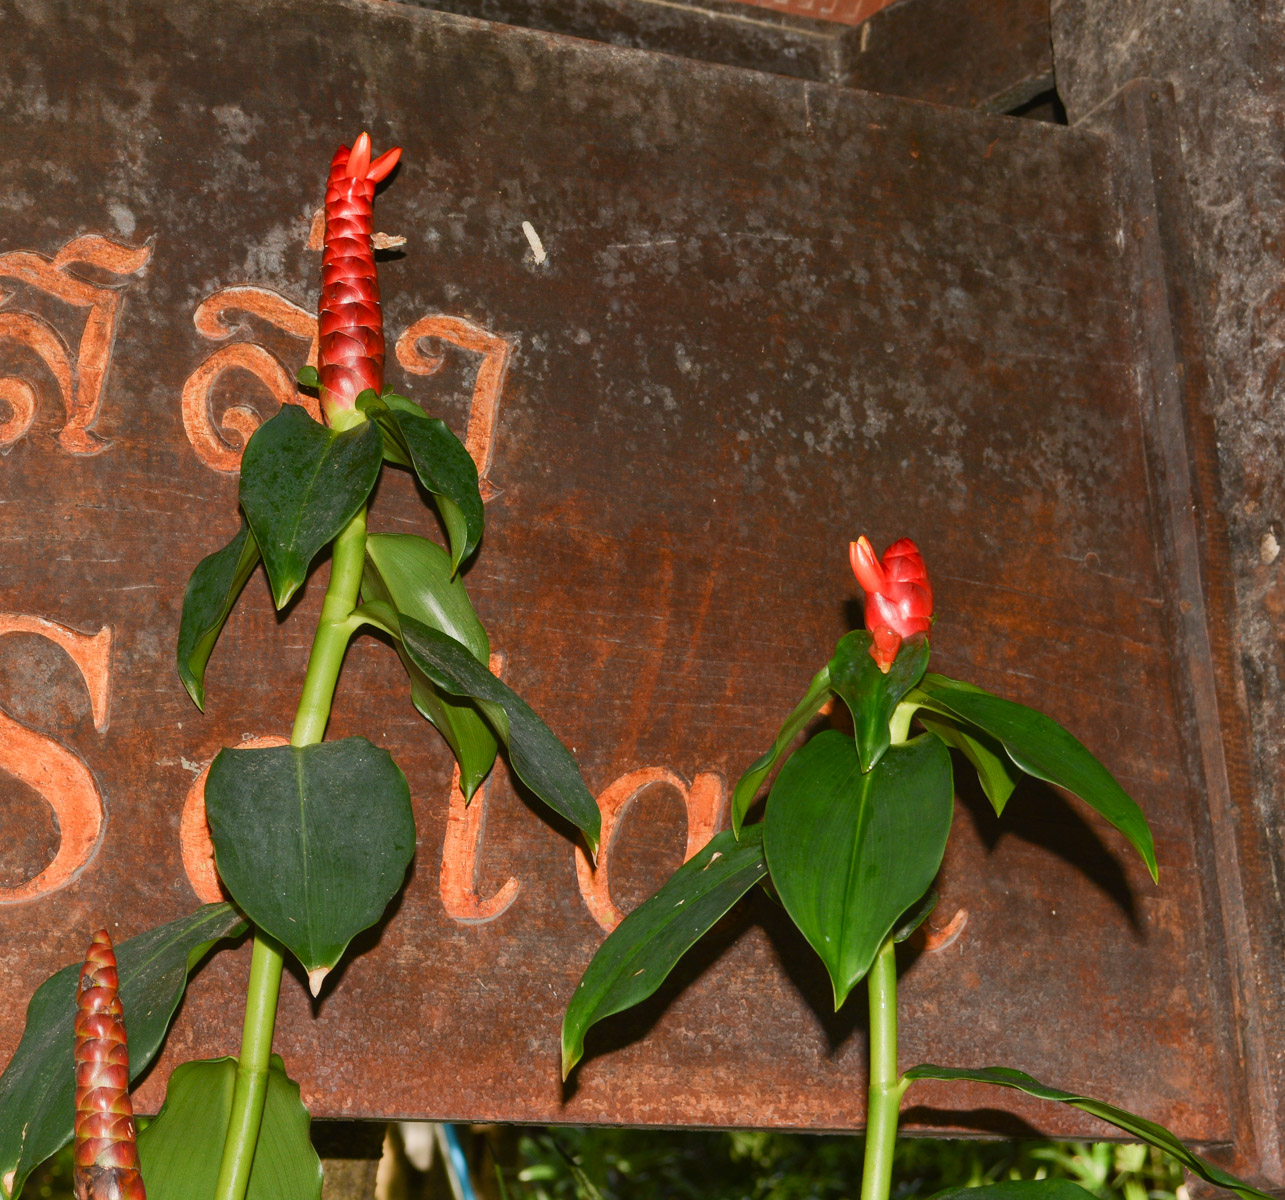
[73,930,146,1200]
[849,536,933,673]
[318,132,402,421]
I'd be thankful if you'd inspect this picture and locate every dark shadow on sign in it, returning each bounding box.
[950,755,1142,933]
[756,887,867,1057]
[900,1104,1049,1140]
[560,894,756,1104]
[301,857,412,1010]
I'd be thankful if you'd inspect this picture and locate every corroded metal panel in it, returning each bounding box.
[0,0,1255,1162]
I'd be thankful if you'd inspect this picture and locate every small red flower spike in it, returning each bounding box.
[318,132,403,422]
[73,930,146,1200]
[850,536,933,673]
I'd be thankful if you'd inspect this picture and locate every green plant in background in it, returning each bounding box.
[0,133,600,1200]
[501,1129,1184,1200]
[562,535,1263,1200]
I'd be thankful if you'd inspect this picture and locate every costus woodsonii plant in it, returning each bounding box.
[0,132,601,1200]
[562,536,1271,1200]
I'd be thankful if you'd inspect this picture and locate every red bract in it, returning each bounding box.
[318,130,402,421]
[73,930,146,1200]
[850,536,933,673]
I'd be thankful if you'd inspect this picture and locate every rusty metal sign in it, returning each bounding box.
[0,0,1273,1181]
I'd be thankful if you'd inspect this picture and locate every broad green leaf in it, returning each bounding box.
[364,533,498,798]
[828,631,930,773]
[398,616,601,853]
[0,904,246,1200]
[358,392,483,572]
[913,674,1157,881]
[176,520,261,710]
[561,826,767,1077]
[139,1055,321,1200]
[238,404,382,608]
[204,738,414,990]
[916,712,1017,815]
[931,1182,1099,1200]
[764,730,953,1008]
[904,1064,1273,1200]
[731,664,832,838]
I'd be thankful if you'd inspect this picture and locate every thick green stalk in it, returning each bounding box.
[213,503,369,1200]
[861,937,907,1200]
[861,698,916,1200]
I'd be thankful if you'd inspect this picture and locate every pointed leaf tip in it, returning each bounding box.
[307,968,329,997]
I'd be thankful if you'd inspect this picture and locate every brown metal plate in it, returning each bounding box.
[0,0,1254,1163]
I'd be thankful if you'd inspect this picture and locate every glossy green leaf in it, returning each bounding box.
[204,738,414,989]
[561,826,767,1077]
[913,674,1157,881]
[731,664,832,838]
[828,631,930,773]
[364,533,498,798]
[916,712,1017,815]
[358,392,483,572]
[0,904,246,1200]
[398,615,601,853]
[296,364,320,389]
[764,730,954,1008]
[139,1055,321,1200]
[931,1182,1099,1200]
[905,1064,1273,1200]
[176,520,261,710]
[238,404,383,608]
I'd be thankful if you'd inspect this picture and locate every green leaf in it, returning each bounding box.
[930,1182,1100,1200]
[730,664,832,838]
[176,520,261,710]
[904,1064,1274,1200]
[916,712,1017,815]
[828,631,930,773]
[913,674,1157,881]
[296,364,320,389]
[398,615,601,853]
[764,730,953,1008]
[358,392,483,573]
[139,1055,321,1200]
[238,404,383,609]
[204,738,415,990]
[0,904,246,1200]
[561,826,767,1077]
[364,534,498,799]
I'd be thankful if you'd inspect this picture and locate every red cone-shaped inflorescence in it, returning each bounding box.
[73,930,146,1200]
[850,536,933,673]
[318,131,402,421]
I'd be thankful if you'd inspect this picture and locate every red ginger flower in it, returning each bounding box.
[850,536,933,673]
[73,930,146,1200]
[318,131,402,421]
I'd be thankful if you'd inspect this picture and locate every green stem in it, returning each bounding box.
[861,937,908,1200]
[212,932,285,1200]
[214,504,369,1200]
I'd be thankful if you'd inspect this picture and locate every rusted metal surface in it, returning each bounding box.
[1052,1,1285,1186]
[403,0,856,85]
[0,0,1263,1165]
[842,0,1053,111]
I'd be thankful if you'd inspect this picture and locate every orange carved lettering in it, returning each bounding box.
[0,615,112,903]
[575,768,726,932]
[0,233,151,454]
[180,734,289,904]
[181,286,320,472]
[439,652,520,923]
[395,316,512,496]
